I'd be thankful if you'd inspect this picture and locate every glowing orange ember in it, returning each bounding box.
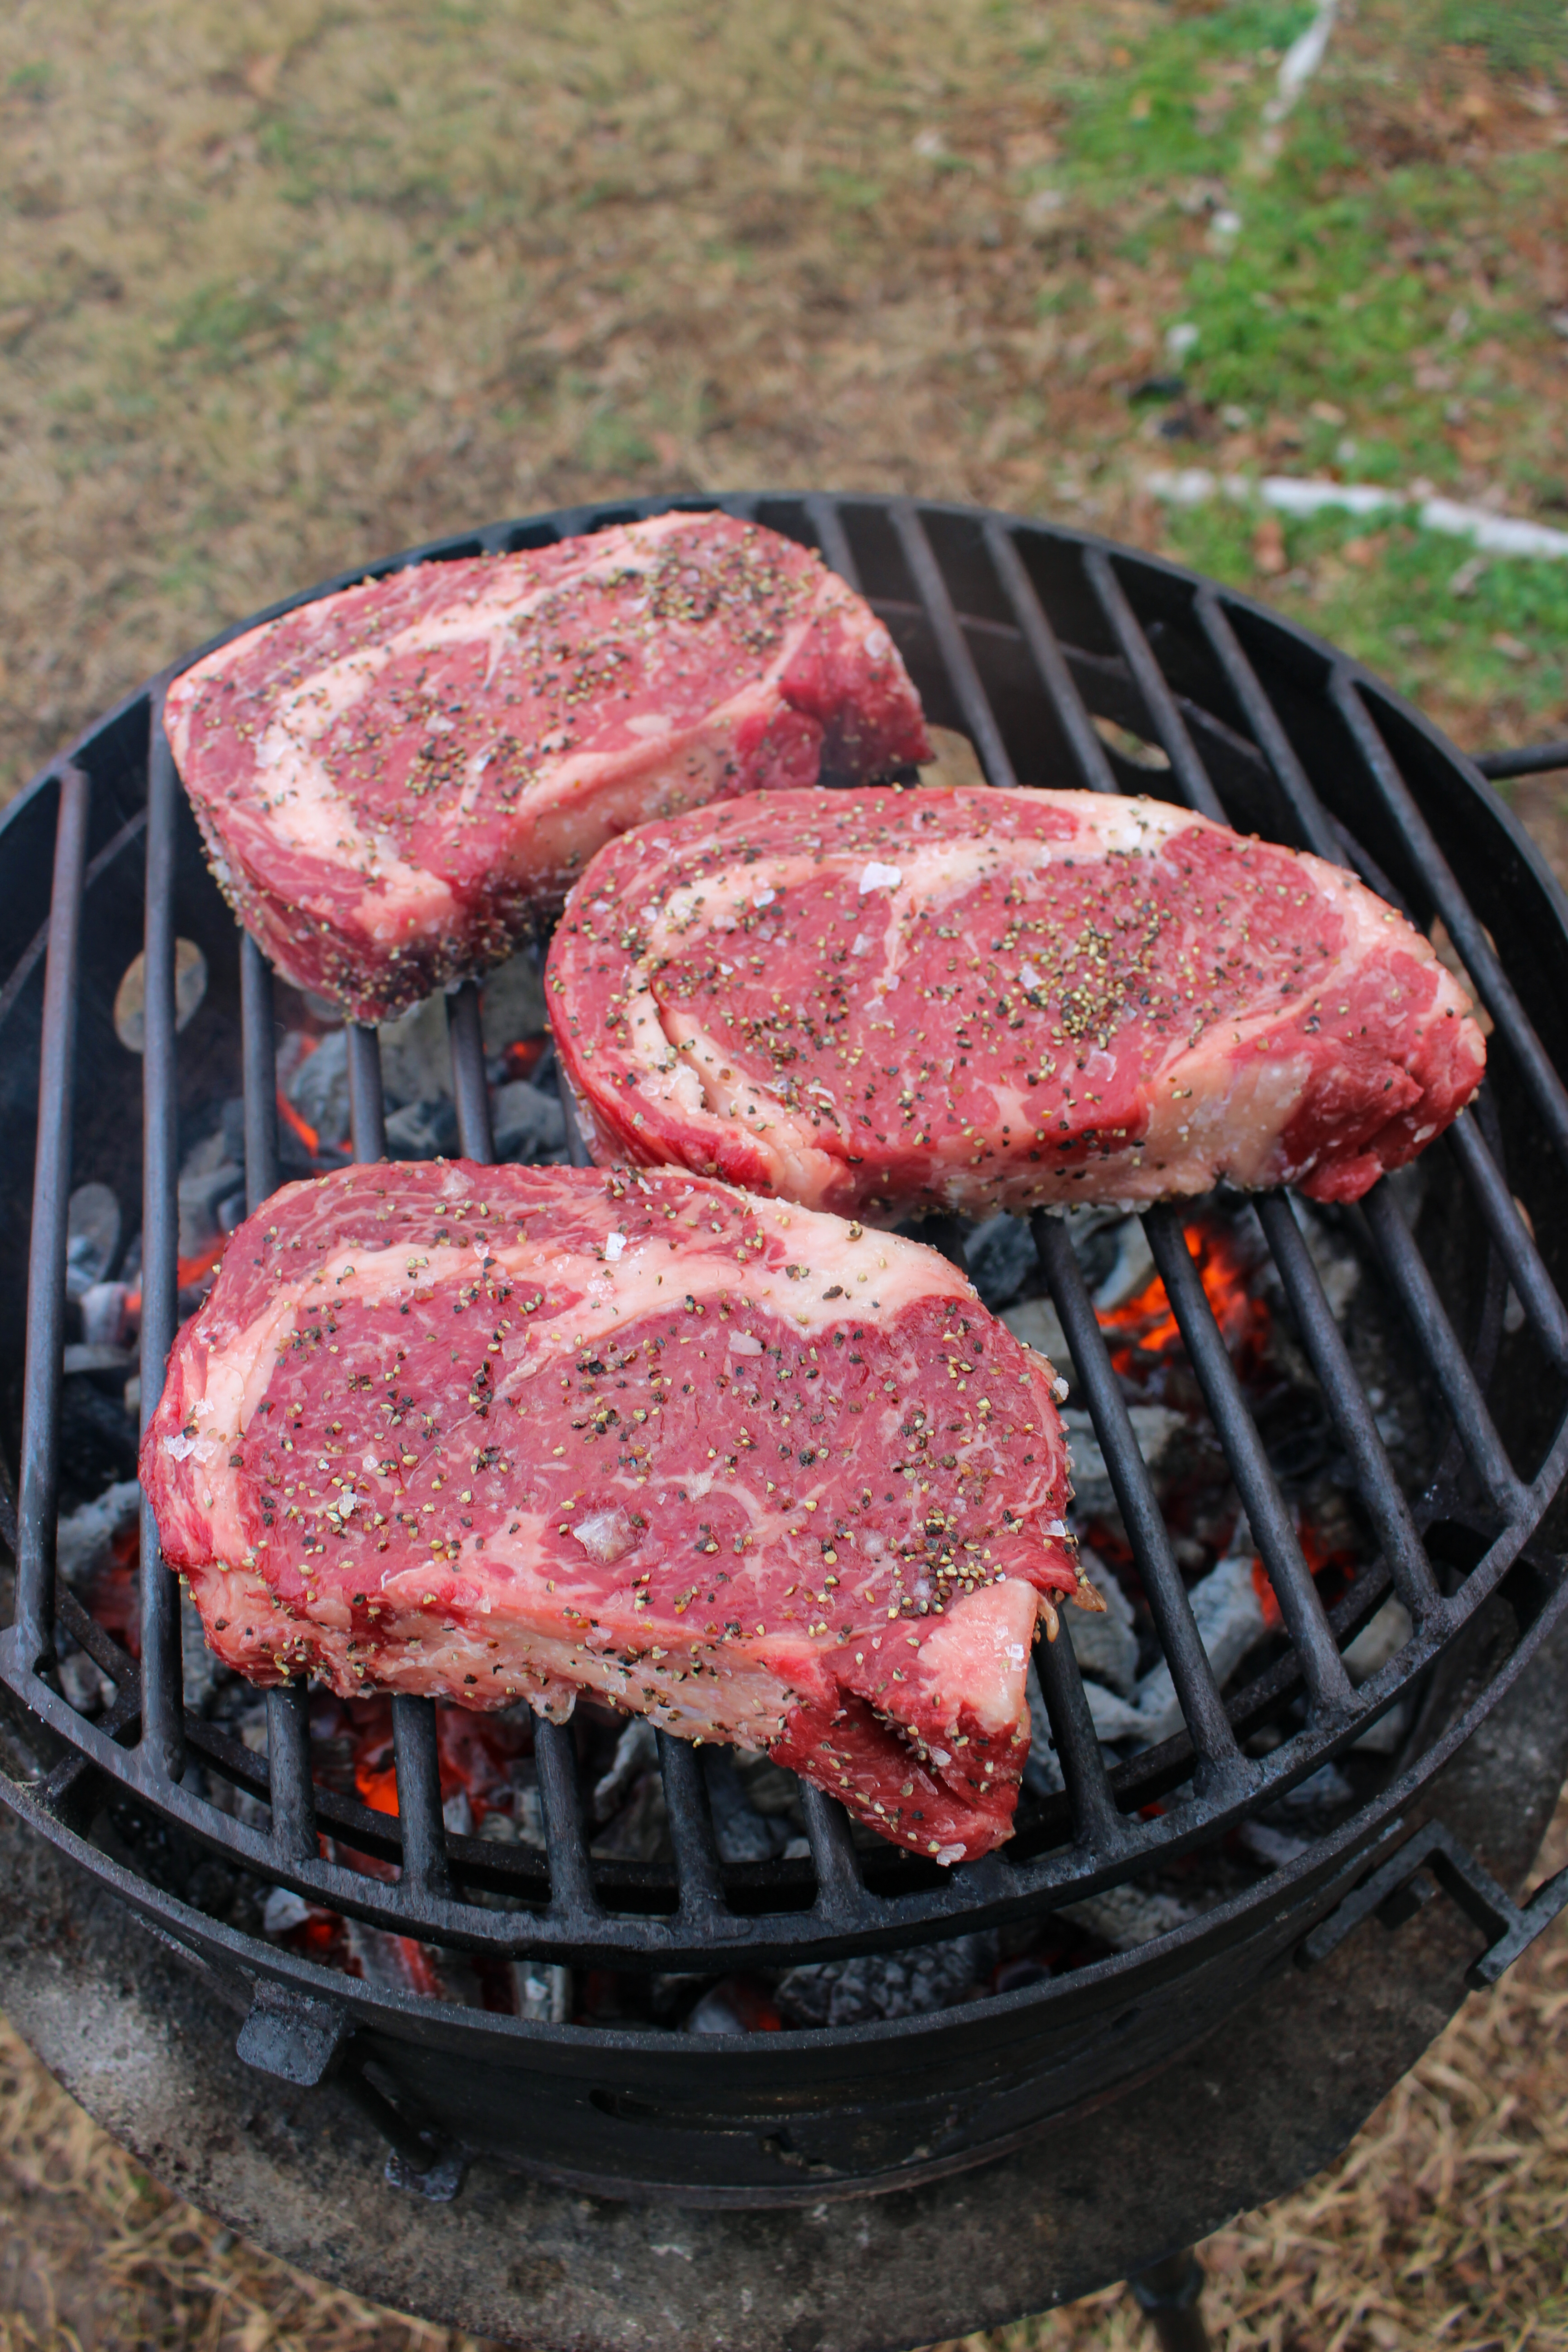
[1098,1219,1269,1380]
[504,1036,548,1081]
[277,1090,320,1158]
[348,1696,531,1824]
[1251,1519,1357,1631]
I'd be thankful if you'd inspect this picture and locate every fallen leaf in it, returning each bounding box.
[242,52,283,101]
[1309,400,1347,426]
[1342,532,1387,568]
[1491,631,1531,663]
[1252,516,1287,576]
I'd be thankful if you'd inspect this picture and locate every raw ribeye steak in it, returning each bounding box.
[141,1160,1082,1863]
[547,785,1486,1218]
[163,512,930,1024]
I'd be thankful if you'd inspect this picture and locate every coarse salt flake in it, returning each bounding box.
[858,862,902,894]
[605,1232,627,1262]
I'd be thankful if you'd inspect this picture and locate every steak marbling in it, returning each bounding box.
[163,513,930,1023]
[547,786,1486,1218]
[141,1161,1082,1863]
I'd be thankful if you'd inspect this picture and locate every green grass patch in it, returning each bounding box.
[1162,496,1568,730]
[1431,0,1568,75]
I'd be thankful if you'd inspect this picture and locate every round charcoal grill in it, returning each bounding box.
[2,495,1568,2326]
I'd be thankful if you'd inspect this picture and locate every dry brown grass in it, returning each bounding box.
[2,0,1566,804]
[1,1795,1563,2349]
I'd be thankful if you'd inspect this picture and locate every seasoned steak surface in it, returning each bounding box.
[548,786,1485,1217]
[141,1160,1079,1863]
[164,514,929,1022]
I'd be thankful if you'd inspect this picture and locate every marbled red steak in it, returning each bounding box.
[140,1161,1082,1863]
[163,513,930,1023]
[547,785,1486,1219]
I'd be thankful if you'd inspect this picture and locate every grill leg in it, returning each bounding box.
[1127,2249,1210,2352]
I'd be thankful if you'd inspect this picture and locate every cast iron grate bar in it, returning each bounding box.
[347,1024,386,1162]
[11,492,1563,1978]
[443,965,623,1929]
[1145,1205,1356,1720]
[1445,1112,1568,1376]
[14,763,91,1672]
[1032,1625,1134,1858]
[1032,1213,1247,1789]
[1193,591,1343,863]
[238,931,322,1864]
[1475,740,1568,782]
[984,522,1119,794]
[240,935,280,1207]
[338,1008,452,1907]
[892,503,1018,788]
[806,494,862,594]
[392,1691,451,1899]
[447,982,494,1161]
[1359,1183,1529,1521]
[1080,549,1227,823]
[1329,673,1568,1175]
[139,695,186,1784]
[1253,1193,1441,1626]
[266,1682,318,1864]
[656,1730,730,1922]
[798,1780,866,1926]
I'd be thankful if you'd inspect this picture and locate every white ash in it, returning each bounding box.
[1060,1404,1187,1522]
[1001,1295,1073,1383]
[1342,1597,1413,1683]
[1058,1883,1193,1951]
[79,1281,134,1350]
[775,1933,990,2028]
[65,1184,121,1301]
[1250,1195,1361,1325]
[1066,1552,1139,1695]
[492,1078,567,1163]
[383,1098,460,1160]
[1092,1216,1154,1312]
[55,1478,140,1589]
[593,1718,659,1823]
[377,992,458,1107]
[1024,1671,1067,1798]
[512,1962,571,2024]
[1350,1698,1412,1756]
[1236,1820,1309,1870]
[1264,1761,1356,1819]
[262,1885,314,1938]
[181,1590,219,1714]
[58,1649,116,1715]
[1117,1548,1270,1751]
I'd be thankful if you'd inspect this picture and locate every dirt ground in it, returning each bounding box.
[0,1795,1561,2352]
[1,2,1567,2345]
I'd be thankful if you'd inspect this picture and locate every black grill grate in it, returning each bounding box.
[5,492,1568,1977]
